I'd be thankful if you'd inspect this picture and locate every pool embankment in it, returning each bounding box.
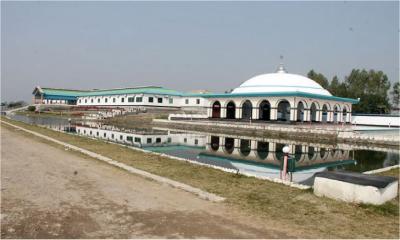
[153,119,400,147]
[1,116,399,238]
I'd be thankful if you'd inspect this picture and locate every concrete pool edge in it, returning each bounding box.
[363,165,400,175]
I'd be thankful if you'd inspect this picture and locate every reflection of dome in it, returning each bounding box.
[231,65,332,96]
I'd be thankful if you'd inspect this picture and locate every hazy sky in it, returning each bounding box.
[2,1,399,102]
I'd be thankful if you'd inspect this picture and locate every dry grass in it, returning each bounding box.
[376,168,400,178]
[1,116,399,238]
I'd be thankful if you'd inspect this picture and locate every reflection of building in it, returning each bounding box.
[204,135,352,171]
[75,124,354,183]
[75,125,206,147]
[31,64,358,124]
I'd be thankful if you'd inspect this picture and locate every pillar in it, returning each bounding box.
[235,107,241,119]
[221,107,227,119]
[270,108,278,120]
[252,107,259,120]
[290,108,297,122]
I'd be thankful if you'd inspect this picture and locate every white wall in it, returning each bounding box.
[76,94,208,109]
[352,115,400,127]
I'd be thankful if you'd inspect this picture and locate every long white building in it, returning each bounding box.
[32,64,359,123]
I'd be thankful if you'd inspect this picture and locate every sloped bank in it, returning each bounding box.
[153,119,399,147]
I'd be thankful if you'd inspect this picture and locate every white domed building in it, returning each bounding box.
[203,64,358,123]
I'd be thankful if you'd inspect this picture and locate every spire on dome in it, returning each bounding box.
[276,55,288,73]
[276,63,287,73]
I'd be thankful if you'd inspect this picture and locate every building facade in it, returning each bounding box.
[32,64,358,123]
[201,65,358,123]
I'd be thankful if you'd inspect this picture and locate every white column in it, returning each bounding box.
[221,107,227,119]
[290,108,297,122]
[271,108,278,120]
[235,107,241,119]
[252,107,258,120]
[207,106,212,117]
[304,109,310,121]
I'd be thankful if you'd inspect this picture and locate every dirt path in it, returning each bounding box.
[1,126,292,238]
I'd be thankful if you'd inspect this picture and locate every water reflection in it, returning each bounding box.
[8,114,399,186]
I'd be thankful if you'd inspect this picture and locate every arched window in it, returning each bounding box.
[211,101,221,118]
[277,100,291,122]
[308,146,315,160]
[342,107,347,123]
[333,106,339,123]
[224,137,235,154]
[239,139,251,156]
[310,103,318,122]
[241,100,252,120]
[226,101,236,119]
[257,141,269,160]
[259,100,271,121]
[210,136,220,151]
[322,104,328,123]
[297,102,305,122]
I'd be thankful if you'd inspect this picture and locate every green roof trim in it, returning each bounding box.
[80,87,183,97]
[188,91,359,103]
[35,86,358,104]
[39,86,184,98]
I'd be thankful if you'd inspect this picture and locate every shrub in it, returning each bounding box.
[27,105,36,112]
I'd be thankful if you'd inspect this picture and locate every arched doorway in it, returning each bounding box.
[333,106,339,123]
[294,145,303,161]
[239,139,251,156]
[310,103,317,122]
[259,100,271,121]
[211,101,221,118]
[226,101,236,119]
[256,141,269,160]
[210,136,219,151]
[224,137,235,154]
[322,104,328,123]
[277,100,291,122]
[308,146,316,161]
[297,102,305,122]
[342,107,347,123]
[241,100,252,120]
[320,148,327,160]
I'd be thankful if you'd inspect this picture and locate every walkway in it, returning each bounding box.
[1,126,290,238]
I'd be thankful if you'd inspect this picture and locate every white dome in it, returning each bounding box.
[232,67,332,96]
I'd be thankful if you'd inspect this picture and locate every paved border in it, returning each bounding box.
[1,120,225,202]
[363,165,400,175]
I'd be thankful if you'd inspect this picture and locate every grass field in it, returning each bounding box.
[1,116,399,238]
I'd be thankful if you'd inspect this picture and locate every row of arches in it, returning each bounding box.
[209,136,349,162]
[211,99,349,123]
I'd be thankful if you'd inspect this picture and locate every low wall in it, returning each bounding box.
[352,114,400,127]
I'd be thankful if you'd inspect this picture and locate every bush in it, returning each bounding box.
[27,106,36,112]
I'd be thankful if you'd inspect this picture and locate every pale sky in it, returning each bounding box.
[1,1,399,102]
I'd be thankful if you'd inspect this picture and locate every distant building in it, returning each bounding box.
[32,64,359,123]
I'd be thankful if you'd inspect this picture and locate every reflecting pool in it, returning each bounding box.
[8,114,399,186]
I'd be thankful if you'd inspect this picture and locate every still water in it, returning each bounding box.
[9,114,399,186]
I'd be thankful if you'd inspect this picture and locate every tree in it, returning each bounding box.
[391,82,400,108]
[307,70,329,89]
[328,75,340,95]
[344,69,391,113]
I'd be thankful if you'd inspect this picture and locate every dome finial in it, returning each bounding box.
[276,55,287,73]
